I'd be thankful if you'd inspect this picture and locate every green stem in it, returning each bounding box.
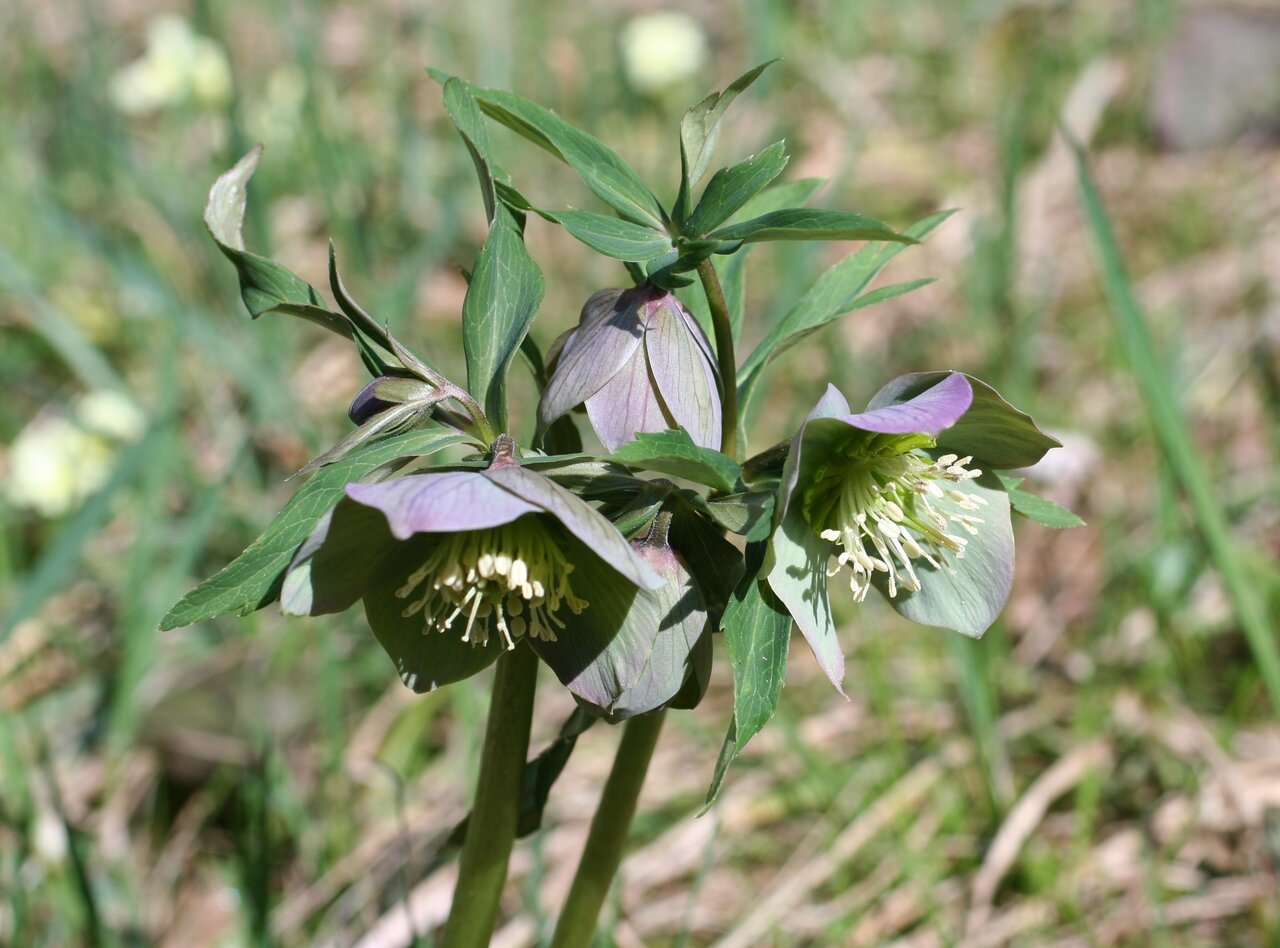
[550,710,667,948]
[441,643,540,948]
[696,259,739,459]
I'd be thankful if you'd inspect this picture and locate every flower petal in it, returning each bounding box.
[774,383,854,523]
[538,288,644,430]
[346,471,540,539]
[539,542,708,719]
[483,465,664,590]
[362,548,505,692]
[764,504,846,694]
[869,371,1060,468]
[646,294,722,450]
[524,534,650,703]
[281,497,399,616]
[874,477,1014,637]
[843,371,972,436]
[584,344,670,451]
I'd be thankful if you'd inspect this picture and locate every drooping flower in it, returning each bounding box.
[765,372,1060,690]
[538,285,721,451]
[574,503,738,720]
[281,436,666,694]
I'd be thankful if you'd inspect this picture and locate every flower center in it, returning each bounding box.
[803,436,987,601]
[394,519,587,649]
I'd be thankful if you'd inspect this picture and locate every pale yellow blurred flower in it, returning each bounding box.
[110,14,233,115]
[245,65,308,145]
[75,390,147,443]
[4,392,146,518]
[620,11,708,94]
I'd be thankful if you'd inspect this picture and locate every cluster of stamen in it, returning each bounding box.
[805,439,987,602]
[394,521,587,650]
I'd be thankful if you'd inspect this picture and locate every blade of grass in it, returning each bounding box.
[946,632,1013,811]
[1072,139,1280,718]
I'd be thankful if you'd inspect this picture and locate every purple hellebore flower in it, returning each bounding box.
[766,372,1060,690]
[345,448,663,654]
[281,437,668,695]
[538,284,721,451]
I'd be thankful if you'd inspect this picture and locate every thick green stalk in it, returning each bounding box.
[441,643,540,948]
[697,259,739,459]
[550,710,667,948]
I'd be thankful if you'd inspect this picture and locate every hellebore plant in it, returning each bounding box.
[163,63,1080,947]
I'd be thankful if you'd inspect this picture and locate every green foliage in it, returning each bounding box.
[611,429,743,493]
[204,147,350,335]
[541,210,674,262]
[159,429,469,630]
[441,74,668,230]
[998,475,1086,529]
[676,61,779,221]
[683,141,790,237]
[709,207,915,246]
[737,210,956,421]
[461,205,545,431]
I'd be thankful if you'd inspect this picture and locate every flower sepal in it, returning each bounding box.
[765,372,1061,691]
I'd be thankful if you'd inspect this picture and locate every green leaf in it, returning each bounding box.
[867,371,1061,469]
[680,178,825,341]
[677,61,779,219]
[159,429,470,630]
[446,77,667,229]
[442,78,498,221]
[543,210,672,261]
[683,141,789,237]
[996,475,1084,528]
[462,204,545,430]
[733,178,825,223]
[705,565,792,807]
[693,490,774,535]
[737,210,955,421]
[710,207,915,246]
[875,478,1014,638]
[204,147,351,335]
[611,429,743,493]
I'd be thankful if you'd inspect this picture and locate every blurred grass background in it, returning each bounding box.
[2,0,1279,945]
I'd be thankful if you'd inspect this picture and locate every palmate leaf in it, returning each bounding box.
[682,140,789,237]
[204,146,352,337]
[682,178,827,342]
[462,204,545,431]
[442,77,499,221]
[737,210,957,424]
[704,517,792,807]
[159,428,470,630]
[610,429,742,493]
[432,70,667,230]
[709,207,916,246]
[997,474,1085,529]
[676,61,779,220]
[540,210,673,262]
